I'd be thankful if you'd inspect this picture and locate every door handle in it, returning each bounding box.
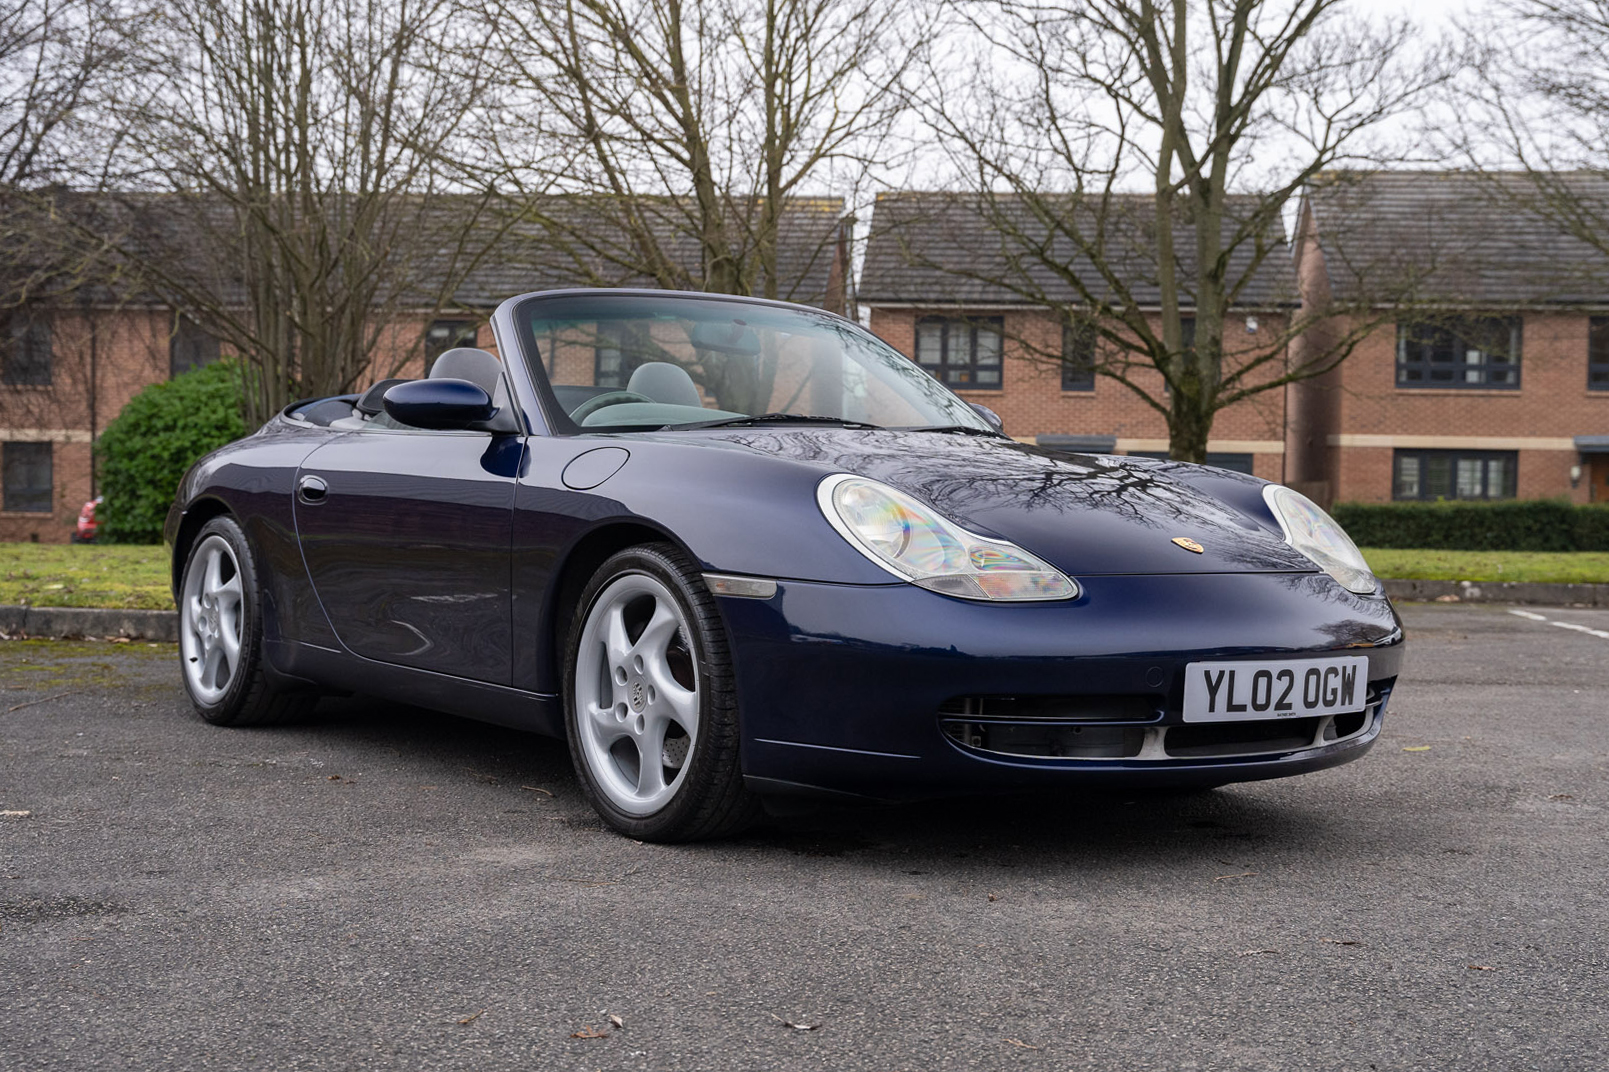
[297,475,328,504]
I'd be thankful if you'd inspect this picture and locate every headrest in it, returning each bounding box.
[355,378,409,416]
[626,361,704,409]
[429,347,503,395]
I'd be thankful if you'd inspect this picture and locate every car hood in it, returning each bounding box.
[683,428,1316,576]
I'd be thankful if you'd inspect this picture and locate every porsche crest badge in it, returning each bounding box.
[1171,537,1205,554]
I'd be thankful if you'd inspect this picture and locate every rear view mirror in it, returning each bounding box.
[382,378,496,429]
[690,320,761,356]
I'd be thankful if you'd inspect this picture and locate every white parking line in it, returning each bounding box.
[1508,608,1609,640]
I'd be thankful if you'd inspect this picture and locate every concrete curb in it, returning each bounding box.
[0,604,178,642]
[1381,578,1609,607]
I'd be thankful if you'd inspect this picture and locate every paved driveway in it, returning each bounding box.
[2,603,1606,1071]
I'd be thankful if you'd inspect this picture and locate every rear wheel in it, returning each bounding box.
[179,516,313,726]
[565,544,759,841]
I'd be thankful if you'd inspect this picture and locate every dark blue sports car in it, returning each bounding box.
[167,289,1405,841]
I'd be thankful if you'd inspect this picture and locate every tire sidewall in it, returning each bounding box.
[563,545,729,839]
[180,516,265,724]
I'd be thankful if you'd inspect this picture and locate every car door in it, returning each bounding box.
[293,426,524,683]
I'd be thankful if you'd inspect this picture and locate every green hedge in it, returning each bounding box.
[98,361,247,544]
[1332,499,1609,552]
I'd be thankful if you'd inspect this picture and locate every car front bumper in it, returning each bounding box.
[716,571,1405,801]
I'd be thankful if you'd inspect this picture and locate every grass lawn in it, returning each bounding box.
[1361,548,1609,585]
[1,543,173,610]
[3,542,1608,612]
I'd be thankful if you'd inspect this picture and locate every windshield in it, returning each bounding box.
[518,293,993,434]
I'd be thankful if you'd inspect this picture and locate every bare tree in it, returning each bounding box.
[485,0,922,303]
[1,0,152,515]
[1451,0,1609,275]
[82,0,517,423]
[913,0,1442,462]
[1,0,142,306]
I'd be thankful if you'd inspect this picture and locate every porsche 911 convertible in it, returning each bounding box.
[166,289,1405,841]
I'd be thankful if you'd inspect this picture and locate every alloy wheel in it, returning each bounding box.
[573,572,700,816]
[181,534,245,705]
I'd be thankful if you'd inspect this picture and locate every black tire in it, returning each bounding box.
[177,515,314,727]
[564,543,761,842]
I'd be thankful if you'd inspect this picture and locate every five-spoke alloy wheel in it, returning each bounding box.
[180,533,245,705]
[178,515,311,726]
[565,544,758,841]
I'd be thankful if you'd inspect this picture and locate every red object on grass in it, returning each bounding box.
[74,497,102,543]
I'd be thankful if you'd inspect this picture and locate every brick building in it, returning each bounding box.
[858,192,1300,482]
[1287,171,1609,505]
[0,197,848,542]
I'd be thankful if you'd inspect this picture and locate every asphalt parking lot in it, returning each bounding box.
[2,602,1606,1072]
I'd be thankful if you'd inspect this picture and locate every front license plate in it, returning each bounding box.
[1182,656,1370,723]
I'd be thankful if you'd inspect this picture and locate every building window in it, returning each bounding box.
[1591,317,1609,391]
[1128,450,1254,475]
[170,316,221,378]
[2,442,53,513]
[914,316,1003,390]
[1393,449,1517,501]
[425,320,478,373]
[1397,317,1521,389]
[1062,322,1096,391]
[2,314,52,386]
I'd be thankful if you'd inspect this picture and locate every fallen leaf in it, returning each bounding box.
[521,785,555,797]
[1004,1038,1040,1050]
[570,1025,609,1039]
[1321,938,1360,946]
[1403,746,1431,752]
[770,1013,820,1031]
[1468,964,1497,972]
[328,775,342,781]
[1237,949,1280,957]
[457,1008,485,1025]
[987,893,998,902]
[1548,794,1574,801]
[608,1013,625,1030]
[1213,872,1258,881]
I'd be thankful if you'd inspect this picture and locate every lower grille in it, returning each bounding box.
[940,690,1383,762]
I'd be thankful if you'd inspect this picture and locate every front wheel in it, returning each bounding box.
[178,516,313,726]
[565,544,759,841]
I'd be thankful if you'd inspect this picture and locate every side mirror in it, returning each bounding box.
[968,401,1005,434]
[382,378,497,430]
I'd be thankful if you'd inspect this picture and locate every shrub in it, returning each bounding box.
[1332,499,1609,552]
[97,361,247,543]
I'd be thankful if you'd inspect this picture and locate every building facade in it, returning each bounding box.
[1287,171,1609,505]
[0,198,848,542]
[859,192,1299,482]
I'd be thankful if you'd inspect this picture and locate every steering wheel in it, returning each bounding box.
[570,390,656,424]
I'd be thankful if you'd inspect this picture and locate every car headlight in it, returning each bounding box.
[1263,485,1378,595]
[817,474,1077,601]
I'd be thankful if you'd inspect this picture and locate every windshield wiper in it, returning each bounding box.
[897,424,1006,438]
[671,412,883,431]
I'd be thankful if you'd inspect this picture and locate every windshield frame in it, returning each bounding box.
[506,289,995,437]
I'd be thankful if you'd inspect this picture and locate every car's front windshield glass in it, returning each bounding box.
[519,294,992,434]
